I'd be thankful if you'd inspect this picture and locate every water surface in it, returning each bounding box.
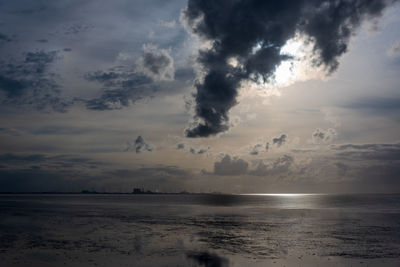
[1,194,400,266]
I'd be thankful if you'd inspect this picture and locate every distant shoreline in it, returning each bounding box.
[0,191,220,195]
[0,192,398,195]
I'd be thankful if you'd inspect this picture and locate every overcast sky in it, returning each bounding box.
[1,0,400,193]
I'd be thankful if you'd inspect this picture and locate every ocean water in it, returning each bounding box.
[0,194,400,266]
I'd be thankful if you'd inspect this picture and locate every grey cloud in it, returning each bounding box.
[334,143,400,161]
[84,68,154,110]
[335,162,348,176]
[388,40,400,56]
[250,143,264,155]
[333,143,400,151]
[177,143,209,154]
[186,251,229,267]
[0,127,22,136]
[136,44,175,81]
[84,65,193,111]
[177,143,185,150]
[197,148,208,154]
[125,136,154,153]
[30,125,96,135]
[250,155,294,176]
[189,147,209,154]
[63,23,94,35]
[214,155,248,176]
[212,153,294,177]
[312,128,337,144]
[343,96,400,114]
[183,0,397,137]
[272,134,287,147]
[0,32,13,43]
[0,153,47,164]
[0,50,71,112]
[0,153,103,170]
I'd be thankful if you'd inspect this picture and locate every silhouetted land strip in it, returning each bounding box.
[0,190,222,195]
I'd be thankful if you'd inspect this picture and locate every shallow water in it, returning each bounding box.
[0,194,400,266]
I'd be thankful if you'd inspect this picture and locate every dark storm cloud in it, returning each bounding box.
[214,155,248,176]
[0,50,71,112]
[125,136,154,153]
[272,134,287,147]
[183,0,397,137]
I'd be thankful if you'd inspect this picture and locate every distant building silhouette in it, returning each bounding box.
[132,188,143,194]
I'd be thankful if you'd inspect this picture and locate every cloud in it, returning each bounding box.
[312,128,337,144]
[0,151,193,193]
[214,155,248,176]
[0,32,13,43]
[272,134,287,147]
[136,44,175,81]
[160,20,176,28]
[249,155,294,176]
[186,251,229,267]
[84,65,193,111]
[177,143,185,150]
[343,96,400,114]
[125,136,154,153]
[182,0,396,137]
[176,142,209,155]
[84,69,154,110]
[210,153,295,177]
[333,143,400,161]
[388,40,400,56]
[249,143,264,155]
[335,162,348,176]
[0,153,103,170]
[0,50,71,112]
[189,146,209,154]
[0,153,47,164]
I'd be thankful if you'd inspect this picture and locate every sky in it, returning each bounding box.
[0,0,400,193]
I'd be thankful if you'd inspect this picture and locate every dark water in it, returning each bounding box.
[1,194,400,266]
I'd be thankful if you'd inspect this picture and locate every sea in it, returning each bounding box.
[0,193,400,266]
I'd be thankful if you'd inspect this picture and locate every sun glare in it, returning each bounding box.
[241,193,322,197]
[241,35,327,100]
[273,38,305,87]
